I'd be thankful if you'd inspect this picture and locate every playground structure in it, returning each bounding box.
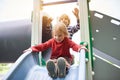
[2,0,120,80]
[3,49,87,80]
[31,0,93,80]
[3,0,94,80]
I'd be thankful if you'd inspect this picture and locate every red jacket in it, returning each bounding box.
[31,37,81,62]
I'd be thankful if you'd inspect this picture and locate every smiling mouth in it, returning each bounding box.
[57,40,62,42]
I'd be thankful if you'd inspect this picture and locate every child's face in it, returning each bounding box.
[53,31,65,43]
[59,18,69,27]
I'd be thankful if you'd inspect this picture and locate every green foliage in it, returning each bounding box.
[0,63,13,74]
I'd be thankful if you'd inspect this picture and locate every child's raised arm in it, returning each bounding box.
[72,8,79,19]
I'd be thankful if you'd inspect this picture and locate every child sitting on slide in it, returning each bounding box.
[24,22,87,79]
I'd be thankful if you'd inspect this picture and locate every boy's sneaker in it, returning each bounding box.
[57,57,66,78]
[46,60,57,79]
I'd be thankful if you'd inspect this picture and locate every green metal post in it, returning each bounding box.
[78,0,93,80]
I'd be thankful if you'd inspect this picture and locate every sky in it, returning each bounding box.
[0,0,120,22]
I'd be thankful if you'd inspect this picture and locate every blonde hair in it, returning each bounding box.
[52,22,69,37]
[58,14,70,26]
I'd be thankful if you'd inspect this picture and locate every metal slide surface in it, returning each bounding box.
[3,51,81,80]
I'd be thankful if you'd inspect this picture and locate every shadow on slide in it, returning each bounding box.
[3,51,83,80]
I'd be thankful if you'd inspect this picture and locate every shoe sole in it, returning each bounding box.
[57,58,66,78]
[46,61,57,79]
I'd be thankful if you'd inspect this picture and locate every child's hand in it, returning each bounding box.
[81,46,88,51]
[78,46,88,52]
[47,17,53,26]
[72,8,79,19]
[23,48,32,53]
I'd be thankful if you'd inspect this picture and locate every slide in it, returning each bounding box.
[3,50,85,80]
